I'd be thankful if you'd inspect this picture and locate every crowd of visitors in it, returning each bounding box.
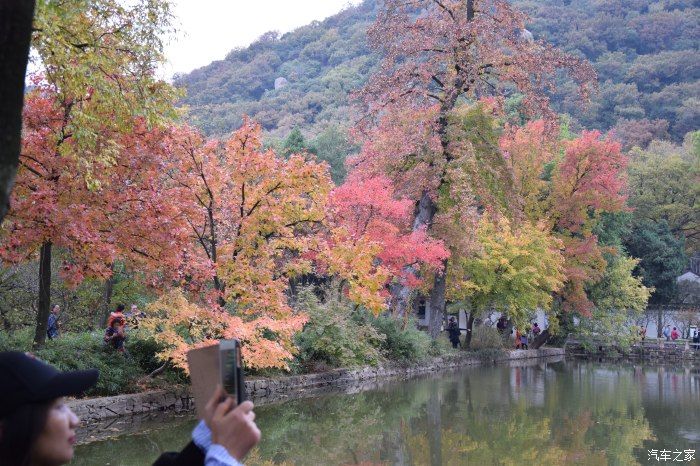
[444,314,547,350]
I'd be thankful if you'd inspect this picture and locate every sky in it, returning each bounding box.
[162,0,362,79]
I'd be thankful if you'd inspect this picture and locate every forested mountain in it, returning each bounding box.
[174,1,379,141]
[175,0,699,161]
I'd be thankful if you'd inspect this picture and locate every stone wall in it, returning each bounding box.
[68,348,564,425]
[565,340,700,361]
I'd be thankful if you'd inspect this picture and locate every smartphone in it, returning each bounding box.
[219,339,246,405]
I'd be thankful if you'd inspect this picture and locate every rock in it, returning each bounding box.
[274,77,288,90]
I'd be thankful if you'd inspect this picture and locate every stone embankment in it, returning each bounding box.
[69,348,563,425]
[565,339,700,361]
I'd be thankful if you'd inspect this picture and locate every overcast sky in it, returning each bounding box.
[162,0,362,78]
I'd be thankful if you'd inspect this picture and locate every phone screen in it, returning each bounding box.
[220,347,239,399]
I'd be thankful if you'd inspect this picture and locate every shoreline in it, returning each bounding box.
[72,348,564,445]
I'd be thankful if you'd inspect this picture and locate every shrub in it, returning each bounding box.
[0,326,34,351]
[0,329,174,396]
[33,332,143,395]
[371,315,432,363]
[469,326,505,350]
[294,288,384,369]
[123,330,175,374]
[428,335,456,357]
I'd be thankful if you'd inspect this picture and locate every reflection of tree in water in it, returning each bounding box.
[78,362,687,465]
[548,364,654,465]
[635,366,700,460]
[250,379,434,465]
[249,363,657,465]
[400,366,654,465]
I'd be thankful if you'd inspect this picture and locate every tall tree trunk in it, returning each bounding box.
[656,306,662,338]
[0,1,35,225]
[390,191,437,318]
[464,308,476,349]
[209,206,226,307]
[427,263,447,338]
[213,275,226,307]
[33,241,52,347]
[99,272,115,329]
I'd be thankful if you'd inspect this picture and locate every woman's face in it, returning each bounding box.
[32,398,79,465]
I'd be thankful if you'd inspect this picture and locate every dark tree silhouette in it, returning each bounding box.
[0,1,35,224]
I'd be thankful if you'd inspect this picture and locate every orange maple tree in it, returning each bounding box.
[154,120,332,369]
[0,87,190,345]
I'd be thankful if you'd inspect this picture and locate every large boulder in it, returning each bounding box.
[274,77,289,90]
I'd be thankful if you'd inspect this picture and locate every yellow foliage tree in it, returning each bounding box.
[447,216,565,330]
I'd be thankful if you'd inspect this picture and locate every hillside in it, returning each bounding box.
[175,0,699,158]
[174,1,378,141]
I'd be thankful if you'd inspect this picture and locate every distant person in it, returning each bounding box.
[514,328,521,349]
[447,317,461,348]
[104,316,127,353]
[638,326,646,341]
[520,332,529,350]
[0,351,260,466]
[47,304,61,340]
[692,330,699,350]
[532,322,541,337]
[128,303,146,318]
[125,303,145,330]
[663,325,671,341]
[497,316,508,334]
[107,304,126,328]
[671,327,680,341]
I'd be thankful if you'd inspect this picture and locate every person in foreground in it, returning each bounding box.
[0,351,260,466]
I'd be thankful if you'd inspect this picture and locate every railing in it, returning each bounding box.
[635,339,700,351]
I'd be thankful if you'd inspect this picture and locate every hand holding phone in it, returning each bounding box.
[204,385,260,461]
[219,339,246,405]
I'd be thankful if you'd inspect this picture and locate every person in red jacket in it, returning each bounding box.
[106,303,126,328]
[671,327,680,340]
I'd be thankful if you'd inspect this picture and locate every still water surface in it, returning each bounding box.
[73,360,700,465]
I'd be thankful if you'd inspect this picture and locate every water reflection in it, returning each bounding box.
[73,361,700,465]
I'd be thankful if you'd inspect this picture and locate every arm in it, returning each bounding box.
[152,441,205,466]
[177,385,260,466]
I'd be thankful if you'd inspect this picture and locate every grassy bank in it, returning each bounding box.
[0,297,510,398]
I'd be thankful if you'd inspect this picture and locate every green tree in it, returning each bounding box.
[624,219,687,304]
[578,254,651,348]
[282,128,311,157]
[627,133,700,252]
[447,216,565,347]
[310,125,355,184]
[32,0,178,167]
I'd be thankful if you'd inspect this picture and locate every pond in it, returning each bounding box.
[73,359,700,465]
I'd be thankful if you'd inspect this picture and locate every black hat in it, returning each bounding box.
[0,351,98,418]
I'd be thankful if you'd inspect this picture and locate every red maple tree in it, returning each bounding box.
[354,0,596,336]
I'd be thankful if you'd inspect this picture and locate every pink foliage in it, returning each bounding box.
[1,89,193,288]
[552,131,629,233]
[329,174,449,283]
